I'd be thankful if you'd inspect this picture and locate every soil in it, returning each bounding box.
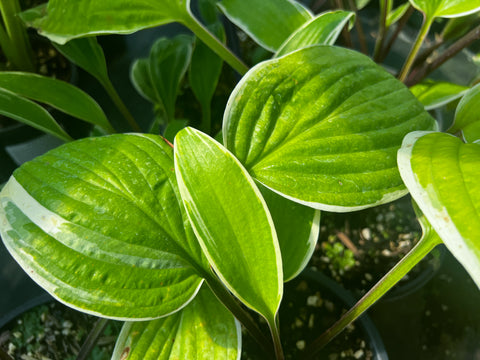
[309,195,443,298]
[0,301,122,360]
[242,274,377,360]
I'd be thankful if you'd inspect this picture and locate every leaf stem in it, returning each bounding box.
[347,0,368,55]
[76,318,109,360]
[406,23,480,86]
[206,276,274,357]
[101,79,142,132]
[378,5,414,63]
[268,317,285,360]
[373,0,388,61]
[0,0,35,71]
[302,234,442,359]
[398,15,434,82]
[183,13,248,76]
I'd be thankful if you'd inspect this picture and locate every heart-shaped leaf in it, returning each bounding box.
[111,287,240,360]
[131,35,193,124]
[223,45,436,211]
[0,134,209,319]
[0,72,113,133]
[24,0,192,44]
[174,127,283,321]
[259,184,320,281]
[398,131,480,288]
[218,0,312,52]
[450,83,480,143]
[409,80,468,110]
[409,0,480,19]
[275,11,355,58]
[0,88,72,142]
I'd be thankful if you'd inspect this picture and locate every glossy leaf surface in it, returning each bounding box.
[409,0,480,19]
[218,0,312,52]
[0,72,111,132]
[25,0,192,44]
[174,127,282,320]
[0,134,209,319]
[259,184,320,281]
[275,11,355,57]
[131,35,193,123]
[398,131,480,288]
[224,45,436,211]
[111,287,240,360]
[0,88,71,142]
[410,80,468,110]
[451,83,480,143]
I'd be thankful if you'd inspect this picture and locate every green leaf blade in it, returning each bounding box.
[224,45,436,211]
[174,127,283,320]
[218,0,312,52]
[409,0,480,19]
[0,134,209,319]
[398,131,480,288]
[111,287,240,360]
[451,83,480,143]
[409,79,469,110]
[0,72,112,132]
[0,88,72,142]
[27,0,192,44]
[275,11,355,57]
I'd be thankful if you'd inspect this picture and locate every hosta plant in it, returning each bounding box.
[1,0,480,359]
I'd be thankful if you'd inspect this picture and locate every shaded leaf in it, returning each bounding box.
[111,287,240,360]
[0,72,112,132]
[275,11,355,57]
[409,79,468,110]
[0,134,209,319]
[131,35,193,123]
[218,0,312,52]
[386,3,410,27]
[259,184,320,281]
[398,131,480,288]
[174,127,283,321]
[223,45,436,211]
[0,88,72,142]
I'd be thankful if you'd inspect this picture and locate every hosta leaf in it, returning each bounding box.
[409,0,480,19]
[25,0,192,44]
[111,287,240,360]
[355,0,372,10]
[0,134,209,319]
[174,127,283,321]
[0,72,112,132]
[54,37,109,89]
[223,45,436,211]
[409,79,468,110]
[131,35,193,123]
[386,3,411,27]
[218,0,312,52]
[450,83,480,143]
[275,11,355,58]
[0,88,72,142]
[259,184,320,281]
[398,131,480,288]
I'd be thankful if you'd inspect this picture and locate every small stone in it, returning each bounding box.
[8,343,16,355]
[62,320,73,329]
[354,349,364,359]
[296,340,306,350]
[308,314,315,329]
[364,273,373,281]
[12,331,22,339]
[361,228,371,240]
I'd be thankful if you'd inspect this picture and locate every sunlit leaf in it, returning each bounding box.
[398,131,480,288]
[409,79,468,110]
[0,134,209,319]
[174,127,283,321]
[450,83,480,143]
[275,11,355,57]
[111,287,240,360]
[386,3,410,27]
[409,0,480,19]
[218,0,312,52]
[224,45,436,211]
